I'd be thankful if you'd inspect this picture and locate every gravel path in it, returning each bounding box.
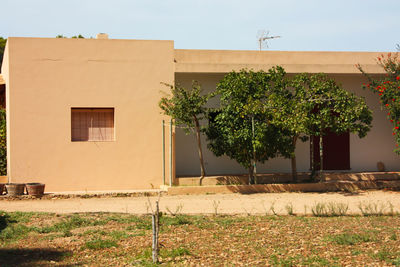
[1,190,400,215]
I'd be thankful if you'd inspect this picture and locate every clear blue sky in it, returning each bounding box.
[1,0,399,51]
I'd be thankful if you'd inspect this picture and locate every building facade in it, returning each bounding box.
[1,37,398,192]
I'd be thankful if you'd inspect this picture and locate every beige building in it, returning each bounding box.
[0,36,398,192]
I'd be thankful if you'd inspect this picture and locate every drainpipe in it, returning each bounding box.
[162,120,165,185]
[169,119,173,187]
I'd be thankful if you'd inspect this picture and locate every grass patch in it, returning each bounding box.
[34,214,108,234]
[84,238,119,250]
[326,232,375,245]
[371,249,400,266]
[0,224,32,244]
[0,211,399,266]
[109,230,129,240]
[160,215,192,226]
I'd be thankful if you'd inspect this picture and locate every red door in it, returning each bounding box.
[311,130,350,170]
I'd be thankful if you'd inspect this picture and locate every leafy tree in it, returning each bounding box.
[288,73,372,179]
[0,37,6,70]
[205,68,292,184]
[159,82,209,185]
[357,52,400,154]
[267,74,310,182]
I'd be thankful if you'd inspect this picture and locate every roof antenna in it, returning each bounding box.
[257,30,281,51]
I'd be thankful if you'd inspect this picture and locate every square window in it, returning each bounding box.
[71,108,114,141]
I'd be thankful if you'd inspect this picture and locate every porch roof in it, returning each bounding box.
[174,49,387,74]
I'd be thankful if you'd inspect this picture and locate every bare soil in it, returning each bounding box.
[0,190,400,215]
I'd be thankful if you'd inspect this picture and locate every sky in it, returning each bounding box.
[0,0,399,52]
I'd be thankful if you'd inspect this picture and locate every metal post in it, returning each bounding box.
[162,120,165,185]
[169,119,173,187]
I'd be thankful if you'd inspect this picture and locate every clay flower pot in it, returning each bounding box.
[26,183,45,197]
[5,183,26,196]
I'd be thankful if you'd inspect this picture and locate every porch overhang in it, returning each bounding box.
[174,49,387,74]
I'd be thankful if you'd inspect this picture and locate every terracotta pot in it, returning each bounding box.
[0,183,4,195]
[5,183,26,196]
[26,183,45,196]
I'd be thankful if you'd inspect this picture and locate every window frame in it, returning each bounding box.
[71,107,115,142]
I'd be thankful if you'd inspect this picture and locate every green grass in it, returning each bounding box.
[1,211,400,266]
[84,238,119,250]
[109,230,129,240]
[326,233,375,245]
[0,224,32,244]
[160,215,192,226]
[34,214,108,234]
[371,249,400,266]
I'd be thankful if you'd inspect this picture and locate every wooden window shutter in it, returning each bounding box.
[71,108,114,141]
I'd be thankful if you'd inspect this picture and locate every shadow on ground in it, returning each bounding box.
[0,248,76,266]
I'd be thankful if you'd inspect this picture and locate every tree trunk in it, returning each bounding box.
[319,135,324,182]
[310,136,315,181]
[291,135,299,183]
[194,116,206,185]
[248,163,255,185]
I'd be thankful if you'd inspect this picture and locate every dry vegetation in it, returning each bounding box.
[0,211,400,266]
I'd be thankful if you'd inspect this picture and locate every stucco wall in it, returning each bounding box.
[6,37,174,191]
[175,73,400,176]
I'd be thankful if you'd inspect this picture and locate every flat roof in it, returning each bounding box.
[175,49,387,74]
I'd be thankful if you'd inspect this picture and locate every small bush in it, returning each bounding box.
[285,203,295,216]
[311,203,329,217]
[358,202,387,216]
[311,202,348,217]
[327,202,348,216]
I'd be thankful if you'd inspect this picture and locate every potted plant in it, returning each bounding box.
[26,183,45,197]
[5,183,25,196]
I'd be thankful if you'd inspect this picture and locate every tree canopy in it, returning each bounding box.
[205,68,293,183]
[357,52,400,154]
[0,37,7,70]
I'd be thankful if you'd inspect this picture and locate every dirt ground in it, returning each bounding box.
[1,190,400,215]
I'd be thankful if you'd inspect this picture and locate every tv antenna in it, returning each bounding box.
[257,30,281,51]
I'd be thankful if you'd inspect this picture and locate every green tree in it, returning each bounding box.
[205,68,292,184]
[0,37,7,70]
[357,52,400,154]
[159,82,210,185]
[288,73,372,180]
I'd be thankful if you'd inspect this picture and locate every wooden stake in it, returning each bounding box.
[152,200,160,263]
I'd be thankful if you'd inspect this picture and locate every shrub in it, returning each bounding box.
[357,53,400,153]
